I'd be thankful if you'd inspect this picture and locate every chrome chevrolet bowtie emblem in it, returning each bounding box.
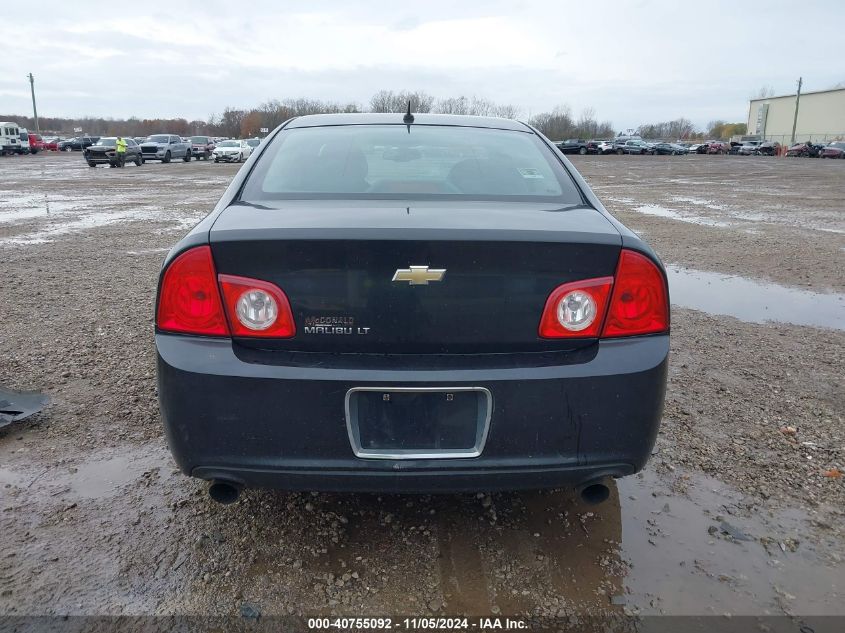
[392,265,446,285]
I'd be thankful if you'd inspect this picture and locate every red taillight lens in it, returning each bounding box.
[602,250,669,337]
[218,274,296,338]
[157,246,229,336]
[538,277,613,338]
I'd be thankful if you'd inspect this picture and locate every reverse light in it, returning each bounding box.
[218,275,296,338]
[539,277,613,338]
[156,246,229,336]
[156,246,297,338]
[538,250,669,339]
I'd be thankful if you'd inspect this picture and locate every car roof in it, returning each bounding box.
[285,112,531,132]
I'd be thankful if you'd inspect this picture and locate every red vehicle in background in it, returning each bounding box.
[27,133,45,153]
[42,137,60,151]
[820,141,845,159]
[707,141,731,154]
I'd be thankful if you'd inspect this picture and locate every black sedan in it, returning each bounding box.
[155,113,669,503]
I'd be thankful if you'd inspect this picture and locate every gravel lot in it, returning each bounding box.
[0,152,842,621]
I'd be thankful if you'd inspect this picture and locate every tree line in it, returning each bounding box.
[0,89,747,141]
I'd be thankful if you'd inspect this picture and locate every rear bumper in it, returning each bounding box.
[157,334,668,493]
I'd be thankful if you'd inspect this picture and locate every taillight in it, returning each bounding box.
[156,247,297,338]
[157,246,229,336]
[538,277,613,338]
[538,250,668,339]
[602,250,669,337]
[218,275,296,338]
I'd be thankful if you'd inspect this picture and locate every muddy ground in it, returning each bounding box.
[0,152,842,622]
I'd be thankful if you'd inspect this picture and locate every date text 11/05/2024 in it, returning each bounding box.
[307,617,529,629]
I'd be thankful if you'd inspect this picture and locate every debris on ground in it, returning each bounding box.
[719,521,752,541]
[0,387,49,428]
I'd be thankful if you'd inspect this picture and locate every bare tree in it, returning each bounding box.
[369,90,434,113]
[752,85,775,99]
[433,96,469,114]
[491,103,521,119]
[636,118,697,140]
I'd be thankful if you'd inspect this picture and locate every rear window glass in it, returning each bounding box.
[240,125,583,203]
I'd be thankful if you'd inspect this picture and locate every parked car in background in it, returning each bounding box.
[728,142,744,155]
[27,133,45,153]
[190,136,216,160]
[648,142,682,155]
[585,140,604,154]
[212,139,252,163]
[0,121,22,155]
[738,141,762,155]
[707,141,731,154]
[786,141,823,157]
[140,134,192,163]
[42,137,61,151]
[83,137,143,167]
[59,136,100,151]
[820,141,845,158]
[755,141,781,156]
[595,140,615,155]
[245,138,261,152]
[619,139,649,155]
[556,139,589,154]
[695,142,712,154]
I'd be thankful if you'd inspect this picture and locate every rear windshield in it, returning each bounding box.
[190,136,208,143]
[240,125,583,203]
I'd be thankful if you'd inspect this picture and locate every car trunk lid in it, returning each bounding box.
[209,201,621,353]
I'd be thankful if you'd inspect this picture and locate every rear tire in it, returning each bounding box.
[87,161,97,167]
[163,151,171,163]
[183,150,191,162]
[135,155,142,166]
[616,148,624,155]
[579,147,587,155]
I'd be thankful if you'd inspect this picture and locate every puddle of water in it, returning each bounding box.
[671,196,727,211]
[292,467,842,616]
[633,204,732,227]
[617,469,843,616]
[0,443,172,499]
[68,455,147,498]
[0,208,204,245]
[667,266,845,330]
[126,247,170,256]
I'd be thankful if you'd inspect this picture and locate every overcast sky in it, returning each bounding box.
[4,0,844,131]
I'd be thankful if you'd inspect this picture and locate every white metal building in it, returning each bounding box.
[747,87,845,143]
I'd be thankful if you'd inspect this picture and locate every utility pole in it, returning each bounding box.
[790,76,802,145]
[28,73,40,133]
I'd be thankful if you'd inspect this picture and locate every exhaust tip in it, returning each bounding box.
[579,482,610,505]
[208,480,241,505]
